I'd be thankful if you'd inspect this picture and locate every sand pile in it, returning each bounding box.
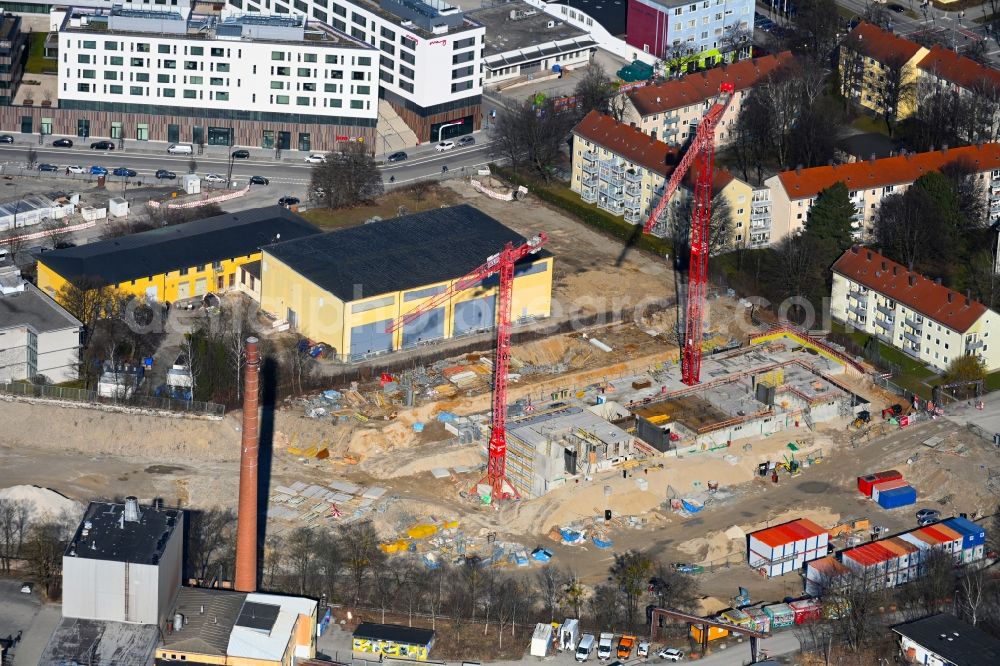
[360,440,484,478]
[513,336,589,366]
[0,485,83,522]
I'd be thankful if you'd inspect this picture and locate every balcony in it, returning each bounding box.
[903,330,921,345]
[874,316,893,331]
[625,183,641,197]
[904,317,923,331]
[624,209,642,224]
[966,339,984,351]
[750,220,770,230]
[847,304,868,318]
[599,199,624,215]
[848,290,868,306]
[876,304,894,317]
[582,173,598,187]
[581,187,598,203]
[625,170,641,184]
[599,183,624,199]
[582,160,598,175]
[582,150,599,162]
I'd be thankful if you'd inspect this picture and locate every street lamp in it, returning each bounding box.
[436,120,464,142]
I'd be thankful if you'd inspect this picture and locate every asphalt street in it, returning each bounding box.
[0,132,494,195]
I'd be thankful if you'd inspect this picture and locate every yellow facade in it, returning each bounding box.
[260,249,554,361]
[840,45,927,121]
[37,253,261,304]
[352,636,431,661]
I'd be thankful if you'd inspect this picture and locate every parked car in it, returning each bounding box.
[112,167,137,177]
[304,153,327,163]
[231,149,250,159]
[155,169,177,179]
[658,647,685,661]
[20,582,32,594]
[38,163,58,172]
[637,640,650,658]
[52,138,74,148]
[0,134,13,144]
[167,143,193,155]
[90,140,115,150]
[436,140,455,152]
[249,175,269,185]
[278,196,300,207]
[387,151,408,163]
[888,2,905,11]
[203,173,225,183]
[916,508,941,525]
[458,135,476,146]
[54,241,76,249]
[89,165,108,175]
[66,165,85,174]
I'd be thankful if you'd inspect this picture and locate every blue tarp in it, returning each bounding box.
[413,422,424,432]
[592,537,613,549]
[560,529,585,545]
[322,389,342,401]
[681,499,704,513]
[531,547,553,562]
[437,411,457,422]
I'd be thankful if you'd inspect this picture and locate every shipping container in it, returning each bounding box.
[857,470,902,496]
[720,608,752,627]
[689,625,729,643]
[943,516,986,548]
[747,518,830,577]
[871,478,909,502]
[763,603,795,628]
[922,524,963,554]
[789,599,823,624]
[876,485,917,509]
[744,607,771,634]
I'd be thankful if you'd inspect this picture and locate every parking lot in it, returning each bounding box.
[0,579,46,664]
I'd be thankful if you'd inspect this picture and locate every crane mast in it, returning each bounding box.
[387,233,548,501]
[641,82,734,385]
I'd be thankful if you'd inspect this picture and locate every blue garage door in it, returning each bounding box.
[402,307,445,349]
[350,319,393,360]
[454,295,496,337]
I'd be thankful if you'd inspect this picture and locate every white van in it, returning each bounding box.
[576,634,595,662]
[167,143,193,155]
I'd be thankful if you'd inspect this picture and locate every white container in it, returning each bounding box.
[530,623,552,657]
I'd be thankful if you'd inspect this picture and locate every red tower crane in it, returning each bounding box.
[641,82,735,386]
[387,233,548,501]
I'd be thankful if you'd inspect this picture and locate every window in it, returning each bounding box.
[135,73,149,82]
[351,71,365,80]
[399,65,414,79]
[130,86,143,95]
[355,84,369,94]
[401,35,417,50]
[379,70,393,83]
[452,65,473,78]
[210,77,224,86]
[189,76,203,85]
[453,51,474,65]
[110,56,124,66]
[81,69,96,79]
[351,12,366,27]
[190,46,204,56]
[131,57,145,67]
[399,80,414,93]
[329,70,343,79]
[77,83,91,92]
[332,2,346,16]
[136,123,149,141]
[325,54,339,64]
[400,50,415,65]
[271,81,284,89]
[211,47,225,57]
[381,26,396,39]
[158,44,171,54]
[454,36,476,49]
[184,61,198,70]
[216,63,230,73]
[183,89,197,99]
[157,73,171,83]
[162,88,175,97]
[349,99,364,109]
[104,41,118,51]
[215,92,229,101]
[303,82,317,91]
[276,95,290,104]
[329,98,342,107]
[297,67,312,77]
[451,80,473,93]
[108,84,122,94]
[303,53,317,63]
[104,71,117,80]
[357,56,372,66]
[78,54,91,64]
[82,40,97,49]
[275,66,290,76]
[272,51,285,60]
[297,96,310,105]
[380,41,395,55]
[163,60,176,69]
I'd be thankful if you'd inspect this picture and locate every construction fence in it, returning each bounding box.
[0,381,225,418]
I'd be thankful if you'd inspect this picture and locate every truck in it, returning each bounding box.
[597,632,614,660]
[616,635,636,659]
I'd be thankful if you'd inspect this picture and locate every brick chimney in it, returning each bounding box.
[235,337,261,593]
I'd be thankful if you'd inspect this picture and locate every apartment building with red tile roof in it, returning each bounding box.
[622,52,795,147]
[830,247,999,372]
[917,44,1000,92]
[839,23,929,120]
[763,143,1000,243]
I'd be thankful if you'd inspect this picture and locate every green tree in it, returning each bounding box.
[913,171,966,228]
[804,181,855,252]
[944,354,987,384]
[610,550,653,630]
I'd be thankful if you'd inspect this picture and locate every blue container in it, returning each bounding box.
[943,516,986,548]
[877,485,916,509]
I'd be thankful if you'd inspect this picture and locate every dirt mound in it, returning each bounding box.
[0,484,83,522]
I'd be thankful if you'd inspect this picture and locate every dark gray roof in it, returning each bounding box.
[162,588,247,656]
[65,501,182,566]
[0,281,82,333]
[38,206,320,287]
[838,132,899,161]
[893,614,1000,665]
[353,622,435,646]
[38,618,159,666]
[469,2,588,57]
[264,204,551,302]
[236,601,280,632]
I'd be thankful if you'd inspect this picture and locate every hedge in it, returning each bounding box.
[491,165,672,257]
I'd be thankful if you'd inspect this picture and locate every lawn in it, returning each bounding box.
[300,182,460,229]
[24,32,51,75]
[987,370,1000,392]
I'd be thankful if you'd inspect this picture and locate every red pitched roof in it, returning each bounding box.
[842,22,925,65]
[572,111,736,193]
[627,52,796,117]
[775,143,1000,200]
[832,247,990,333]
[917,44,1000,91]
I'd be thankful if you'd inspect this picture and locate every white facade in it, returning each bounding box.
[57,7,379,122]
[0,280,82,384]
[831,262,1000,373]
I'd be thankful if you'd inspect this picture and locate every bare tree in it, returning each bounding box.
[648,561,700,612]
[24,520,69,599]
[875,55,917,135]
[573,63,618,118]
[562,569,586,619]
[0,498,31,573]
[537,566,561,622]
[609,550,653,630]
[311,142,383,209]
[339,520,384,605]
[287,527,318,596]
[661,43,699,77]
[185,508,236,582]
[489,98,576,181]
[873,189,938,271]
[26,147,38,170]
[720,23,752,62]
[667,189,734,255]
[956,565,988,626]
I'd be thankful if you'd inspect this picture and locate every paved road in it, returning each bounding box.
[0,132,494,193]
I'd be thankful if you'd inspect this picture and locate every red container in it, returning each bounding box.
[857,470,903,496]
[789,599,823,624]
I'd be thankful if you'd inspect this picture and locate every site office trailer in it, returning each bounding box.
[857,469,902,496]
[870,478,908,503]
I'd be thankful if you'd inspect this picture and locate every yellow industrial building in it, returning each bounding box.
[36,208,320,303]
[260,204,554,361]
